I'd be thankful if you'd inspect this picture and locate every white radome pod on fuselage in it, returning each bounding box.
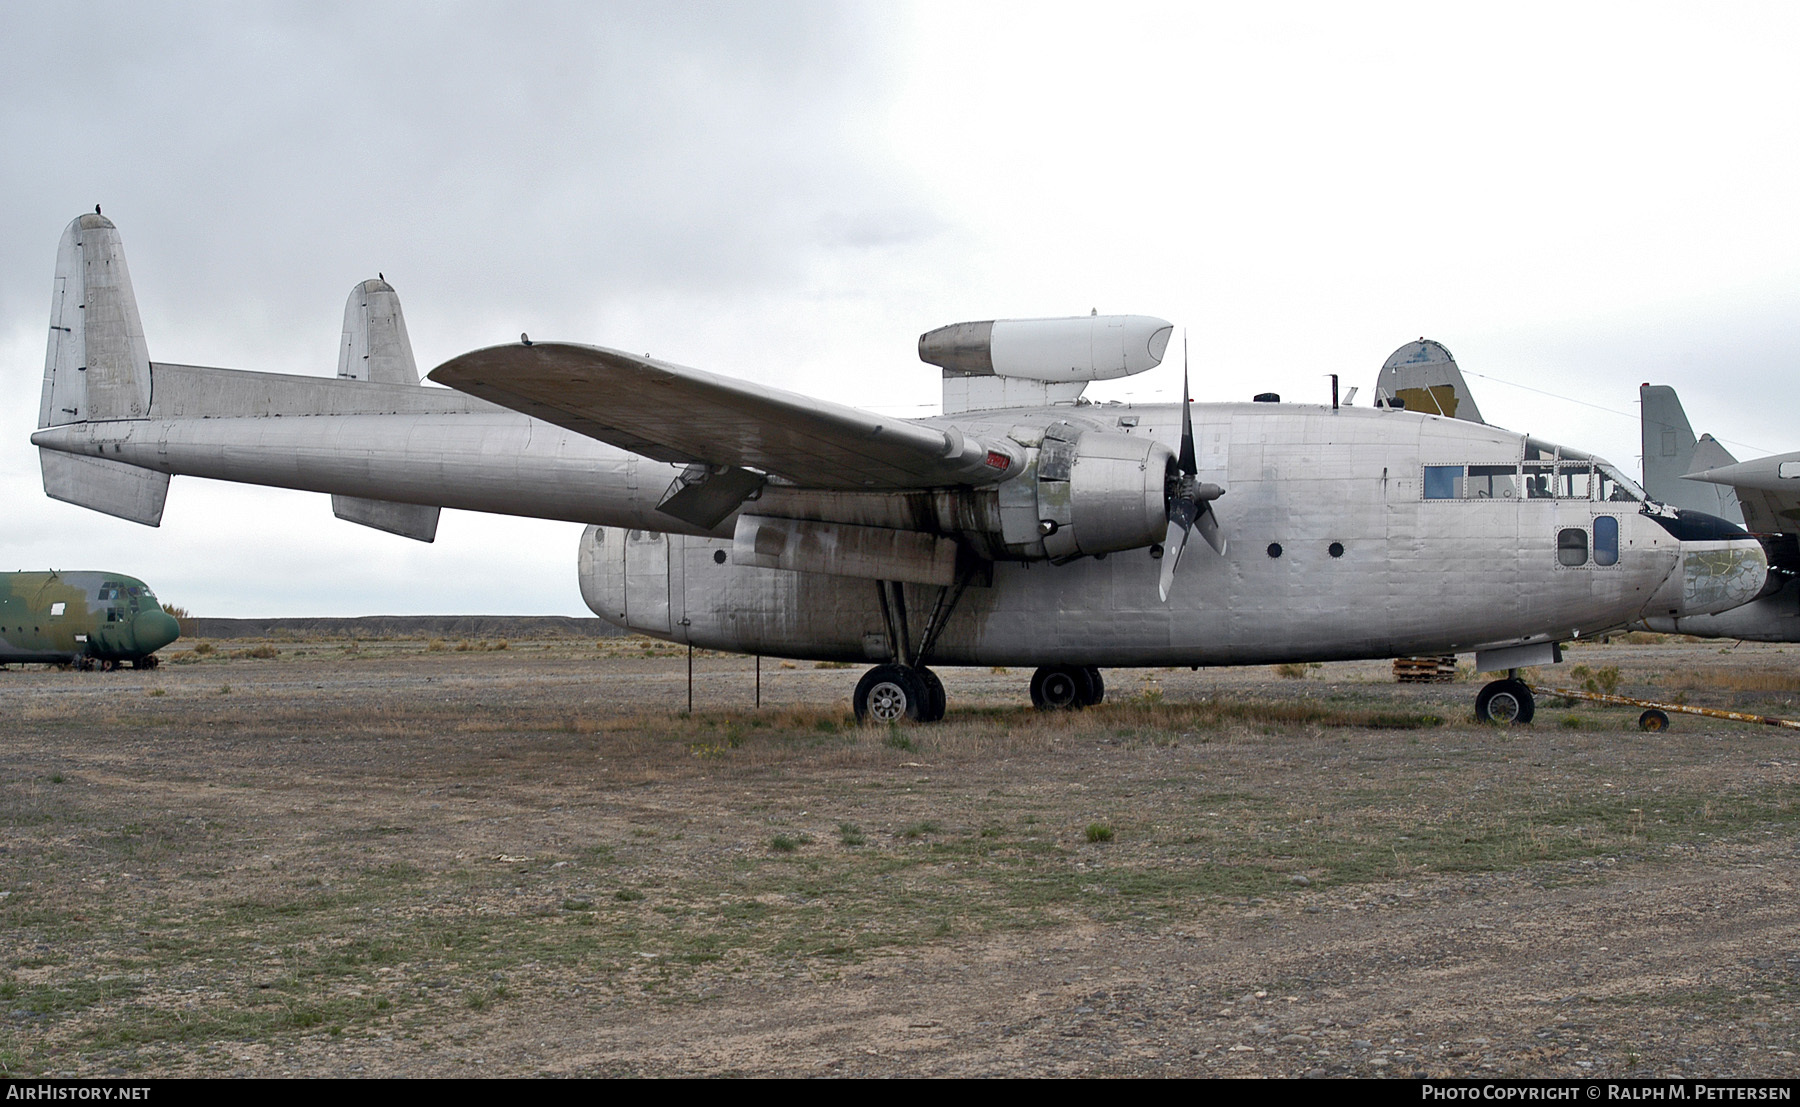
[919,315,1173,382]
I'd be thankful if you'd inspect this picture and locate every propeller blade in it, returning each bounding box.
[1158,331,1222,600]
[1195,502,1225,555]
[1158,517,1189,602]
[1178,334,1196,476]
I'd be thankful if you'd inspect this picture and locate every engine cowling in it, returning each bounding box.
[996,421,1174,560]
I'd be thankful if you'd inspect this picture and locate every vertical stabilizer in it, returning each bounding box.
[40,213,153,426]
[37,213,168,525]
[337,277,420,384]
[330,277,441,541]
[1374,339,1485,422]
[1640,384,1744,523]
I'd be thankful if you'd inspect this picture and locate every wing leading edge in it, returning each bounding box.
[429,342,1012,492]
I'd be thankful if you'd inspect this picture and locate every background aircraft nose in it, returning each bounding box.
[131,609,182,656]
[1674,536,1768,618]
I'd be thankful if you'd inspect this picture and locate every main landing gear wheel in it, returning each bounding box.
[1475,678,1535,725]
[854,664,934,724]
[914,667,946,723]
[132,655,159,670]
[1638,709,1670,733]
[1083,666,1105,705]
[1031,665,1099,710]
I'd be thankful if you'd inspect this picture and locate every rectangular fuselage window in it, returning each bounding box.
[1464,465,1520,500]
[1423,466,1461,499]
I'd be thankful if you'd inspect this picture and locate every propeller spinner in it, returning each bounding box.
[1158,339,1225,601]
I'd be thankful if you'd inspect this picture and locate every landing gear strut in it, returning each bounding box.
[855,570,970,724]
[1475,678,1535,725]
[1030,665,1106,710]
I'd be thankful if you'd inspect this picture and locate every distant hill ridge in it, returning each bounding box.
[185,616,626,640]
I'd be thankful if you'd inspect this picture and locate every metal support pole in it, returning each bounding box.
[687,643,693,714]
[755,654,761,708]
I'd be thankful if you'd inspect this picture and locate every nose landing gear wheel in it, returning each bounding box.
[854,664,930,724]
[1638,709,1670,732]
[1475,678,1535,725]
[1031,665,1097,710]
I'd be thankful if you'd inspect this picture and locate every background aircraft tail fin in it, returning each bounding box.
[1373,339,1485,422]
[330,277,440,541]
[37,212,169,525]
[1640,384,1744,523]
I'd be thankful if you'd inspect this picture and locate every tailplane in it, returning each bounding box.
[37,211,169,525]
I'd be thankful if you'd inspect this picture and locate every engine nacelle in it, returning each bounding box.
[997,422,1173,560]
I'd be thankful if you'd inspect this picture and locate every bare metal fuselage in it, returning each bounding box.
[32,362,1713,667]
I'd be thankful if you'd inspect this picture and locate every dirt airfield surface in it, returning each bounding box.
[2,632,1799,1078]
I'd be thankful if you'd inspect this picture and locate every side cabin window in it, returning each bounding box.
[49,602,65,617]
[1594,515,1619,566]
[1423,466,1461,500]
[1558,527,1589,567]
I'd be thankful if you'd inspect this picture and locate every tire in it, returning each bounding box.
[915,667,946,723]
[1638,709,1670,733]
[1031,665,1095,710]
[1475,678,1535,725]
[1082,666,1105,706]
[132,655,159,670]
[854,665,926,724]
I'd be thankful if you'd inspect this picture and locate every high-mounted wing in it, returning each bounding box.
[430,342,1010,493]
[1685,453,1800,535]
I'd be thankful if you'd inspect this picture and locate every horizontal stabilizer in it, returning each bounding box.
[331,495,440,542]
[40,449,167,526]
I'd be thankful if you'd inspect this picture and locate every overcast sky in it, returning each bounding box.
[5,2,1799,616]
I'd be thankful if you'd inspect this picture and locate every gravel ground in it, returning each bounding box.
[1,635,1797,1077]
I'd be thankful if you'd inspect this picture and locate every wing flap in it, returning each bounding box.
[429,343,1009,490]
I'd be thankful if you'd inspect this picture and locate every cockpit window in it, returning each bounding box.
[1594,463,1644,503]
[1428,452,1640,503]
[1424,466,1461,499]
[1465,465,1520,500]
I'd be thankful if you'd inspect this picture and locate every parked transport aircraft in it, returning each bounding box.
[0,570,179,669]
[1633,385,1800,642]
[29,213,1768,723]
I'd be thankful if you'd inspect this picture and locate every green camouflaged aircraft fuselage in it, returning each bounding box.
[0,572,180,667]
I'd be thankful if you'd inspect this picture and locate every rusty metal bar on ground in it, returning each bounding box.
[1530,685,1800,731]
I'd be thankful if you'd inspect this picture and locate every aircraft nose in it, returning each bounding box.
[1673,536,1768,618]
[132,609,182,656]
